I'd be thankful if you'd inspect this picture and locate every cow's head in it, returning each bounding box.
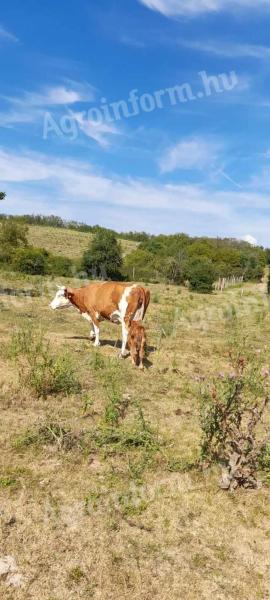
[50,286,73,310]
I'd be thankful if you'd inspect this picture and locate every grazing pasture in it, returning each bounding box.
[27,225,138,259]
[0,271,270,600]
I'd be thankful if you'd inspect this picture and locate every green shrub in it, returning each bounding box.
[9,325,81,398]
[47,254,74,276]
[12,247,48,275]
[13,422,82,451]
[185,257,216,294]
[82,229,123,280]
[123,249,156,282]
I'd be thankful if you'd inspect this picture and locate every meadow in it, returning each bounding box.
[27,225,138,259]
[0,268,270,600]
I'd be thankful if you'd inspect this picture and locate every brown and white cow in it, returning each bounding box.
[50,282,150,358]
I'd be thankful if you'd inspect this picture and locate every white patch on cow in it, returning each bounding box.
[119,286,135,356]
[119,286,135,321]
[50,287,72,310]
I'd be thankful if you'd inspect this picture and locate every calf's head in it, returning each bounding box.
[50,286,73,310]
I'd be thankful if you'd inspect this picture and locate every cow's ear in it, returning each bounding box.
[65,287,73,300]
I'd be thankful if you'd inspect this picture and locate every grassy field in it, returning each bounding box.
[0,272,270,599]
[27,225,138,259]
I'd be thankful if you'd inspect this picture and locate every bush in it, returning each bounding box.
[200,338,270,490]
[82,229,123,280]
[47,254,74,277]
[184,257,216,293]
[9,326,81,398]
[0,220,28,247]
[123,248,156,282]
[12,247,48,275]
[0,220,29,266]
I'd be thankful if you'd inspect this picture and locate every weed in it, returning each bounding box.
[8,324,81,397]
[167,457,199,473]
[118,491,149,517]
[91,351,106,371]
[200,335,270,489]
[88,408,161,455]
[84,490,103,513]
[68,567,85,584]
[13,422,82,452]
[81,393,94,416]
[0,476,17,488]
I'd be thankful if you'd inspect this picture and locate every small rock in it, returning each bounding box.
[0,556,24,588]
[0,556,17,576]
[7,573,24,588]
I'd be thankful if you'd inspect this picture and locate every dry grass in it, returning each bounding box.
[0,273,270,599]
[27,225,138,259]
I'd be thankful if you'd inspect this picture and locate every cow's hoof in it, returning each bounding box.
[119,352,128,359]
[94,342,101,347]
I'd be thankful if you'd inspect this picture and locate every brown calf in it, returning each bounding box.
[128,321,146,370]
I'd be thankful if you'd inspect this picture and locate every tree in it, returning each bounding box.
[0,220,28,248]
[184,257,216,294]
[0,220,29,265]
[82,229,123,280]
[123,248,155,282]
[0,192,6,201]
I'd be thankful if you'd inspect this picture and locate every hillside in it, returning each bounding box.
[27,225,138,259]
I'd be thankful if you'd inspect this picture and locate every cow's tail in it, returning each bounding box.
[132,287,150,322]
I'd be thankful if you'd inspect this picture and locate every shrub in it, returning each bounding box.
[9,325,81,398]
[0,220,29,266]
[13,422,82,451]
[0,220,28,247]
[200,338,270,490]
[12,247,48,275]
[47,254,74,276]
[123,249,156,282]
[82,229,123,280]
[185,257,216,294]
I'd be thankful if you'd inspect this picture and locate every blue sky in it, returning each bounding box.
[1,0,270,244]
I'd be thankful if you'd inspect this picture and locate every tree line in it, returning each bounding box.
[0,207,267,293]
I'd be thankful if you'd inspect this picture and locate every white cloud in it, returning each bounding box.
[0,25,18,43]
[69,111,121,148]
[4,82,95,108]
[0,83,120,147]
[242,234,258,246]
[180,39,270,60]
[159,137,220,173]
[0,148,269,244]
[139,0,270,17]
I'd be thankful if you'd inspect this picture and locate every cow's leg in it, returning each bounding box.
[85,309,100,347]
[119,320,129,358]
[89,326,96,340]
[93,322,100,347]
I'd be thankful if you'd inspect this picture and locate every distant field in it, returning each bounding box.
[0,273,270,600]
[27,225,138,259]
